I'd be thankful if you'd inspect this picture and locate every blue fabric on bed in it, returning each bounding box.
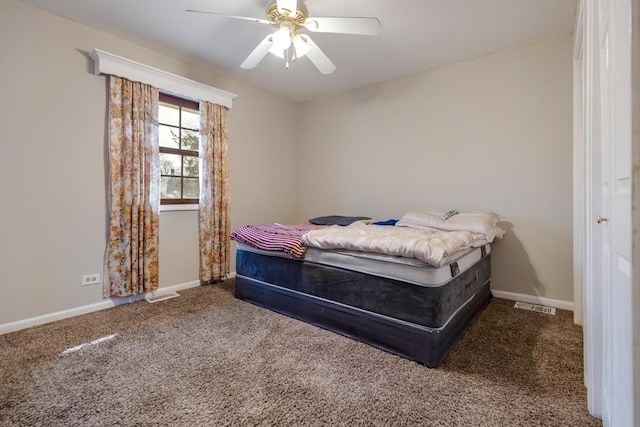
[372,219,398,226]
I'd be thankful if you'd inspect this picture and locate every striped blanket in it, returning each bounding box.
[230,223,325,258]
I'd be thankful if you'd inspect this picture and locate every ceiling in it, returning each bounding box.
[21,0,577,103]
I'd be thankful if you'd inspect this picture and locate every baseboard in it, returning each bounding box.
[0,280,201,336]
[491,290,574,312]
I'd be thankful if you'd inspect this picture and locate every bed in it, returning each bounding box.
[232,210,504,368]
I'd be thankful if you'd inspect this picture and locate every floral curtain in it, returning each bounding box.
[103,76,160,297]
[199,101,230,283]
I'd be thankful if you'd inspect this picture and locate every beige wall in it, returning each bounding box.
[298,36,574,302]
[0,0,574,327]
[0,0,299,325]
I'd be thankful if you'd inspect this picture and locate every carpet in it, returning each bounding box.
[0,279,600,426]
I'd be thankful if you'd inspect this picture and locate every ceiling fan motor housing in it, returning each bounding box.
[266,0,308,31]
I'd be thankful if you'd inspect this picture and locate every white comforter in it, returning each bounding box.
[301,221,488,268]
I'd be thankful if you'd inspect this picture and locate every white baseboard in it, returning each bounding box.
[491,289,574,312]
[0,280,201,336]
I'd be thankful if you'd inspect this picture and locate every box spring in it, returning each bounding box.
[234,249,491,367]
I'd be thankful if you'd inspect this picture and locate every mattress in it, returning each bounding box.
[236,242,490,287]
[235,244,491,329]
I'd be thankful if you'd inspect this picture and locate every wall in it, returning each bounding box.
[298,36,574,303]
[0,0,299,326]
[0,0,574,328]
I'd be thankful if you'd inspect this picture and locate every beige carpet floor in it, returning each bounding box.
[0,279,600,426]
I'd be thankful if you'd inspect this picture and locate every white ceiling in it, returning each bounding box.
[21,0,577,103]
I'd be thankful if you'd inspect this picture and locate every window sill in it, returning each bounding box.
[160,204,199,212]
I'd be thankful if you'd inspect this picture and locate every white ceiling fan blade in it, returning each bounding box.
[240,34,274,69]
[185,9,269,25]
[276,0,297,14]
[301,35,336,75]
[304,17,381,35]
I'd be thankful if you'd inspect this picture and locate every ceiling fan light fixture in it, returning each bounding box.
[271,26,292,50]
[292,34,310,58]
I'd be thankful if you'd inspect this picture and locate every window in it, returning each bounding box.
[159,93,200,205]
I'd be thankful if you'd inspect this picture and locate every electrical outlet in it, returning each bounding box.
[82,274,101,286]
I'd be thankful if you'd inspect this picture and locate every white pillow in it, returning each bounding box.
[396,210,506,242]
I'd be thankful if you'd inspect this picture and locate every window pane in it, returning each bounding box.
[183,155,199,178]
[161,176,182,199]
[159,103,179,126]
[182,109,199,130]
[160,153,181,176]
[159,125,179,149]
[182,129,199,151]
[183,177,199,199]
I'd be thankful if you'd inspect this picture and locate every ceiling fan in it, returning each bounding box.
[186,0,381,74]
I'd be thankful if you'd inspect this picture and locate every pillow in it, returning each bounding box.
[396,210,505,242]
[308,215,371,226]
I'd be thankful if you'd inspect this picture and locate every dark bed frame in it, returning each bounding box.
[234,248,492,368]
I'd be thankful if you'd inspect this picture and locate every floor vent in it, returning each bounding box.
[145,291,180,304]
[513,301,556,315]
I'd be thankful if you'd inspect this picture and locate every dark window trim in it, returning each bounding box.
[161,147,199,157]
[161,198,199,205]
[160,92,199,111]
[159,92,200,205]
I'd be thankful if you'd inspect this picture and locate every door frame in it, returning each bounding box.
[574,0,604,417]
[630,0,640,423]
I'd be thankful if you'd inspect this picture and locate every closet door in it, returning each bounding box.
[591,0,634,424]
[581,0,636,424]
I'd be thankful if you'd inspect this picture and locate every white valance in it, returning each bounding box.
[90,49,237,109]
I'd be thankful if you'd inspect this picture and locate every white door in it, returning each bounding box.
[594,0,634,425]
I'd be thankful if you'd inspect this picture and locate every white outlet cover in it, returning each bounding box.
[82,274,101,286]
